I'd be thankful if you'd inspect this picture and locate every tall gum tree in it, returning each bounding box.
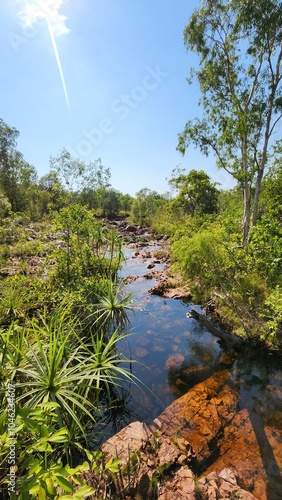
[178,0,282,245]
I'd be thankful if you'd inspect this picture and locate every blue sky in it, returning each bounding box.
[1,0,234,196]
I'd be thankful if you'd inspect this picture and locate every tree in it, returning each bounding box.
[169,168,219,216]
[178,0,282,245]
[50,149,111,198]
[119,193,133,214]
[260,147,282,219]
[0,118,37,212]
[0,191,11,220]
[102,189,121,218]
[131,188,165,225]
[36,171,68,215]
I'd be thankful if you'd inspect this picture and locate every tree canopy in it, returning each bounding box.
[178,0,282,245]
[169,168,219,216]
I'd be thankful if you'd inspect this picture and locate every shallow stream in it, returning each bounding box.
[100,241,282,454]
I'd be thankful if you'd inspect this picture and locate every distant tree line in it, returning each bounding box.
[0,118,133,221]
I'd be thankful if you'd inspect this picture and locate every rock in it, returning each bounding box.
[163,287,192,299]
[123,275,139,284]
[158,466,195,499]
[147,262,155,269]
[148,282,191,299]
[158,438,181,467]
[198,468,257,499]
[101,421,152,465]
[131,251,140,258]
[139,249,152,259]
[96,369,281,499]
[135,347,150,357]
[150,369,239,466]
[165,354,185,369]
[204,409,282,499]
[125,224,137,233]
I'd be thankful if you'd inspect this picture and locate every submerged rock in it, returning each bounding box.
[97,369,282,499]
[165,353,185,369]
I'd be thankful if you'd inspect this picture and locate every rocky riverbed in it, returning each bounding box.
[4,220,281,498]
[98,221,282,499]
[99,358,282,499]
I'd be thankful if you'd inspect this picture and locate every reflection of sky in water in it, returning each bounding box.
[118,245,162,278]
[118,293,221,421]
[101,244,282,448]
[111,245,222,430]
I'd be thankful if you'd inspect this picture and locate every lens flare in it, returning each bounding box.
[46,17,70,109]
[18,0,70,109]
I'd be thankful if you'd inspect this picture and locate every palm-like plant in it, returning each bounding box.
[5,306,139,454]
[11,310,95,442]
[85,328,136,403]
[1,324,23,377]
[0,285,25,324]
[89,280,134,333]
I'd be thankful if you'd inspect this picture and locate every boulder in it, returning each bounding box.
[98,368,281,499]
[101,421,152,465]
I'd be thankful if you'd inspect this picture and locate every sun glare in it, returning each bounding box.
[18,0,70,109]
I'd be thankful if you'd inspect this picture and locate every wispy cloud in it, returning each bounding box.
[18,0,70,37]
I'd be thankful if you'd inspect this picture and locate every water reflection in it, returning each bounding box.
[97,243,282,497]
[98,244,223,440]
[103,244,282,462]
[231,352,282,498]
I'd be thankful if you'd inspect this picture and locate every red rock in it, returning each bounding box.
[135,347,149,357]
[165,353,185,369]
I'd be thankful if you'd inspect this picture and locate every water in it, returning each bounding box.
[100,242,282,447]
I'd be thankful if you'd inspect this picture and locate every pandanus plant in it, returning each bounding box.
[89,279,134,334]
[3,306,137,459]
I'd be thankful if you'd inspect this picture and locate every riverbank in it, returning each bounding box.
[93,223,282,499]
[101,364,282,499]
[1,219,281,498]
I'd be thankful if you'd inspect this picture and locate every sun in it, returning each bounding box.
[17,0,71,109]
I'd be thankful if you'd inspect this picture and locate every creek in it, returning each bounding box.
[95,237,282,498]
[100,240,282,453]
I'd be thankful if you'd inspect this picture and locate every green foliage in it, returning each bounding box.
[0,276,50,327]
[130,188,167,225]
[0,216,24,245]
[0,403,121,499]
[10,239,43,258]
[260,157,282,219]
[150,197,187,237]
[247,217,282,286]
[261,286,282,344]
[178,0,282,244]
[0,118,38,214]
[89,280,134,332]
[169,168,219,216]
[0,303,137,497]
[170,204,281,344]
[0,191,11,220]
[50,204,123,286]
[79,186,132,218]
[172,221,234,291]
[50,148,111,198]
[13,312,95,442]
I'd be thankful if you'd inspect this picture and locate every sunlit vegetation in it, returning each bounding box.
[0,118,139,497]
[150,170,282,349]
[1,1,282,494]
